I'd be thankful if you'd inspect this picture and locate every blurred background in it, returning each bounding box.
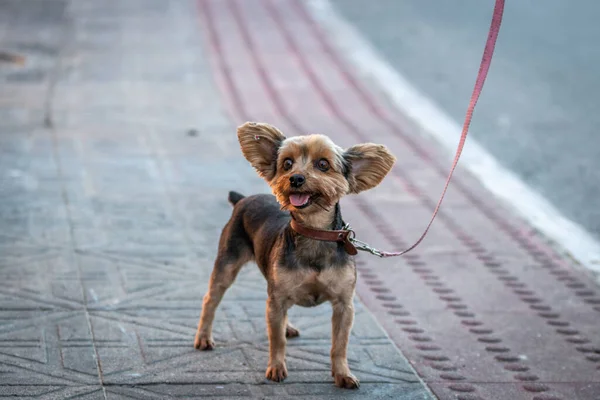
[333,0,600,240]
[1,0,600,399]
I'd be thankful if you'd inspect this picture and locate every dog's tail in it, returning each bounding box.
[228,191,245,206]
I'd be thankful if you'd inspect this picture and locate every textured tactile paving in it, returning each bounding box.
[196,0,600,399]
[3,0,600,399]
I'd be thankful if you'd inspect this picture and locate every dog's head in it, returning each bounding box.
[237,122,396,215]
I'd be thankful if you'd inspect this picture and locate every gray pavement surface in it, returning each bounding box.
[0,0,432,398]
[4,0,600,399]
[331,0,600,240]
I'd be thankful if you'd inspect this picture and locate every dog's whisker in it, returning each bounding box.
[314,199,330,212]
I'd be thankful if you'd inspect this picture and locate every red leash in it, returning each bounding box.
[352,0,505,257]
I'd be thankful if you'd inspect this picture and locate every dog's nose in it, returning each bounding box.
[289,174,305,188]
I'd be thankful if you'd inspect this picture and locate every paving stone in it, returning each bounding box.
[0,0,431,398]
[4,0,599,398]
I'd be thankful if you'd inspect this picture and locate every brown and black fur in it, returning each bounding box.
[194,122,396,389]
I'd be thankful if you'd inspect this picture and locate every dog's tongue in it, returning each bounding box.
[289,193,310,207]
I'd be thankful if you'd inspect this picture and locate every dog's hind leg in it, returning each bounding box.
[194,252,250,350]
[285,315,300,338]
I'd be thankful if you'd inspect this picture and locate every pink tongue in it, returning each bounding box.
[289,193,310,207]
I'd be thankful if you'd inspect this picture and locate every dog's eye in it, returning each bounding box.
[317,159,330,172]
[283,158,293,171]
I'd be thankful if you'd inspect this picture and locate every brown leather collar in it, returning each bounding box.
[289,218,358,256]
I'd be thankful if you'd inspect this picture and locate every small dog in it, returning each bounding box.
[194,122,395,389]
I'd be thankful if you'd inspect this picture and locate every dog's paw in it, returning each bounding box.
[265,362,288,382]
[193,334,215,351]
[333,372,360,389]
[285,324,300,338]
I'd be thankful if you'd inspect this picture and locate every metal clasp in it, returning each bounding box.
[349,237,385,257]
[342,223,385,258]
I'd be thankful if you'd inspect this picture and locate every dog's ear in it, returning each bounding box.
[344,143,396,193]
[237,122,286,181]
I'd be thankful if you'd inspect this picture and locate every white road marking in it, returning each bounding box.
[306,0,600,276]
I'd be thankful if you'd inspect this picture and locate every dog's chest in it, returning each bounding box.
[275,266,356,308]
[290,237,348,270]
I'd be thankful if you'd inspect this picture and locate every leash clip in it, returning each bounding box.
[350,237,384,258]
[342,224,384,258]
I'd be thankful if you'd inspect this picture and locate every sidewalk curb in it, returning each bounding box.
[305,0,600,280]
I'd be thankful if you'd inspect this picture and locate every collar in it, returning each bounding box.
[289,218,358,256]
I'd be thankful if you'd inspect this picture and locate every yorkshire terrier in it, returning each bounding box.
[194,122,395,389]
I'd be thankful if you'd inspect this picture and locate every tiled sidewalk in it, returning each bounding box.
[0,0,432,398]
[2,0,600,399]
[197,0,600,398]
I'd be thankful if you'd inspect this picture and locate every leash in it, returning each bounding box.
[291,0,505,257]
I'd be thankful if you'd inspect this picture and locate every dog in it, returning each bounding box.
[194,122,395,389]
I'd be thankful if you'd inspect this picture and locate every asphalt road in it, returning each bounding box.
[331,0,600,241]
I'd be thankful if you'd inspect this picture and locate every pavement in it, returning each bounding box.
[331,0,600,241]
[0,0,599,399]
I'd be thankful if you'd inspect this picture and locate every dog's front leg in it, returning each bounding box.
[265,295,288,382]
[331,299,359,389]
